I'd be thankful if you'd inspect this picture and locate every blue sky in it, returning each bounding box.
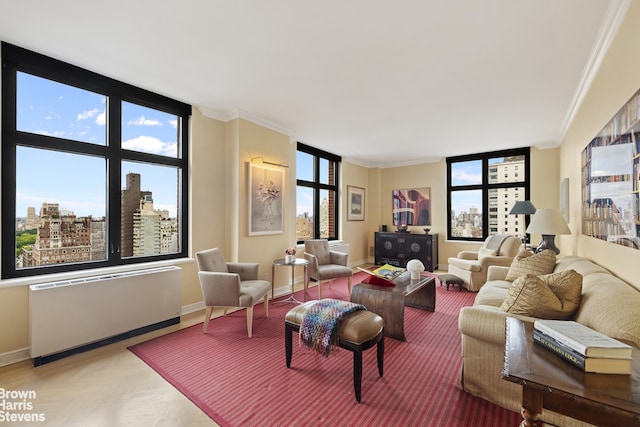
[450,160,483,214]
[15,72,180,218]
[296,151,330,217]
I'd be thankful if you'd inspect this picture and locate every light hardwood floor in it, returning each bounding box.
[0,309,221,427]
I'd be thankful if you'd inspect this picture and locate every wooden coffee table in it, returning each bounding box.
[350,271,434,341]
[503,317,640,427]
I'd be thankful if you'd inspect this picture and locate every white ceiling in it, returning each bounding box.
[0,1,629,167]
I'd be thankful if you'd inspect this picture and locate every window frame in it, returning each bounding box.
[1,42,191,279]
[446,147,530,241]
[296,142,341,243]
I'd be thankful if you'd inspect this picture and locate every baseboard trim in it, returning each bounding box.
[0,347,30,367]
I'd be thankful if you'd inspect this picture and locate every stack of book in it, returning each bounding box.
[533,319,633,374]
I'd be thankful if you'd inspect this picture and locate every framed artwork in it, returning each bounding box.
[347,186,365,221]
[580,88,640,250]
[248,163,284,236]
[392,187,431,226]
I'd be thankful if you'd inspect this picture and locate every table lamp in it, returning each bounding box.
[509,200,536,246]
[509,200,537,216]
[526,208,571,254]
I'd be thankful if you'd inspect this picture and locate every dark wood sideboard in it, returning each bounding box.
[374,232,438,272]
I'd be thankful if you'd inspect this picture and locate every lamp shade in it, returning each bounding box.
[526,209,571,235]
[509,200,536,215]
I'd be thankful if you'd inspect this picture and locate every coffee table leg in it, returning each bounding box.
[351,286,406,341]
[405,278,435,311]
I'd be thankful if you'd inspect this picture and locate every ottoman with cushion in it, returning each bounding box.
[285,299,385,403]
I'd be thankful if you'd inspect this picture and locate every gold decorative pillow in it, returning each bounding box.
[505,249,556,281]
[500,269,582,319]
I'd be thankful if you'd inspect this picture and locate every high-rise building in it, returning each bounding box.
[121,173,152,257]
[22,203,93,267]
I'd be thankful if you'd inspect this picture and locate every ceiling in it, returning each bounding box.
[0,1,629,167]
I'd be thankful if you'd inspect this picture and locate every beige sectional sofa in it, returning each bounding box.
[458,255,640,427]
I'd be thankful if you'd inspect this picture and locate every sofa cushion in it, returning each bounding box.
[505,249,556,281]
[575,272,640,348]
[500,269,582,319]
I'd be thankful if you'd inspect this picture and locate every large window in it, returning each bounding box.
[447,147,530,241]
[296,143,340,242]
[2,42,191,279]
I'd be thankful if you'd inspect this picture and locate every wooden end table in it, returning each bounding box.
[503,317,640,427]
[350,271,434,341]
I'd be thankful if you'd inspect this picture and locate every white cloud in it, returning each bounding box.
[128,116,162,126]
[95,111,106,126]
[77,108,99,120]
[122,135,176,156]
[168,119,178,128]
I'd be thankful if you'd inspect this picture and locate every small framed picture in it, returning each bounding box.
[347,186,365,221]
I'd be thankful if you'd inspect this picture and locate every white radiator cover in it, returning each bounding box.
[328,241,349,256]
[29,266,182,359]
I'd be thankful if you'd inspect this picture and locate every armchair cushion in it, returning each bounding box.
[448,257,483,272]
[448,235,521,292]
[477,247,497,262]
[227,262,259,281]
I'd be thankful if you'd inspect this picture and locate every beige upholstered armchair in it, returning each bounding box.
[195,248,270,338]
[447,234,521,291]
[304,239,353,299]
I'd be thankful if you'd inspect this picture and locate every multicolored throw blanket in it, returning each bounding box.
[299,299,366,357]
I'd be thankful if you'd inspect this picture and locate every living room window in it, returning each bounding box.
[295,142,340,243]
[447,147,530,241]
[1,42,191,279]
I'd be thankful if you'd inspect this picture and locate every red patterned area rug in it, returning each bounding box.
[129,272,520,426]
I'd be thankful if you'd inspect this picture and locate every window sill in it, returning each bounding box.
[0,257,194,289]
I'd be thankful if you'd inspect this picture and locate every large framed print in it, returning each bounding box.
[392,187,431,226]
[581,88,640,250]
[248,163,284,236]
[347,186,365,221]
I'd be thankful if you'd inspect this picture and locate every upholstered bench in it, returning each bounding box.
[438,273,464,291]
[285,300,385,403]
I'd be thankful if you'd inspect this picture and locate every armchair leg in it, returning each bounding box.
[246,306,254,338]
[203,306,214,333]
[263,294,269,317]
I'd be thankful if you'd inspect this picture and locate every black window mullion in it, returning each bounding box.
[447,147,530,241]
[2,42,190,279]
[107,96,122,264]
[1,60,17,277]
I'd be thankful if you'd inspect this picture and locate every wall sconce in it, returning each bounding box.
[251,156,289,168]
[526,208,571,254]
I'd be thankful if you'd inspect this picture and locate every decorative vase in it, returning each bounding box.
[411,271,421,280]
[285,255,295,264]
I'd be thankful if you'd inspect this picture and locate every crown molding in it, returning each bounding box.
[198,107,295,138]
[345,155,442,169]
[558,0,631,144]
